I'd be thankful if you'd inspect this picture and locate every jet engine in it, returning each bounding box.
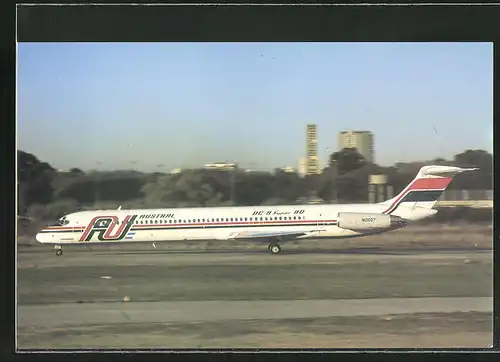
[337,212,407,231]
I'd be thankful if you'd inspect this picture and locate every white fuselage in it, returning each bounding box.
[35,203,413,246]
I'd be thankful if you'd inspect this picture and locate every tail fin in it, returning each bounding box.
[379,165,478,218]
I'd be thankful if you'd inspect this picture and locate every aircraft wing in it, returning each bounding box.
[228,229,324,242]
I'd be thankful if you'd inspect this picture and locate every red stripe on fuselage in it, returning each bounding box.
[40,220,338,233]
[42,226,85,231]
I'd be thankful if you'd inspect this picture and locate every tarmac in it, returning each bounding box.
[16,242,493,349]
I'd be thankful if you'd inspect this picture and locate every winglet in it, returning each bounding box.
[117,205,122,211]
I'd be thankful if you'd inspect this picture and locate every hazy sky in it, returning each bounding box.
[17,42,493,172]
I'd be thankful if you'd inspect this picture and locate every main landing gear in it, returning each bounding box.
[54,245,63,256]
[268,242,282,255]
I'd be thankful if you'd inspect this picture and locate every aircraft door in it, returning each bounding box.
[73,218,81,236]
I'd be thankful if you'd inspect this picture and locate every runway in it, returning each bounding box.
[17,245,493,349]
[19,297,492,327]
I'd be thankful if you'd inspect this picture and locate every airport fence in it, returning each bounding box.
[436,189,493,208]
[439,189,492,201]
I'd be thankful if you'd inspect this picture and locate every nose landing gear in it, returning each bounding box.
[54,245,63,256]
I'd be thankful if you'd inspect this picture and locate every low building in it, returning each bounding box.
[204,162,238,171]
[278,166,296,173]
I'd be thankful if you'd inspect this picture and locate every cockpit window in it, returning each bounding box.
[50,216,69,226]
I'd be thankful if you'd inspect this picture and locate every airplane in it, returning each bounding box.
[35,165,478,256]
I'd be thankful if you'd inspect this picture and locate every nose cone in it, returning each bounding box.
[35,232,47,244]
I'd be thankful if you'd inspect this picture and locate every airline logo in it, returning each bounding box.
[79,215,138,242]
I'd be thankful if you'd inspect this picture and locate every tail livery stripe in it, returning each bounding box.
[409,177,452,190]
[384,190,444,214]
[399,190,444,203]
[382,177,452,215]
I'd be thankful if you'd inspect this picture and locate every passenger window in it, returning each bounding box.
[260,217,263,221]
[245,218,248,221]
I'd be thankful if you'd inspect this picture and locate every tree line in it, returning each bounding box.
[17,148,493,222]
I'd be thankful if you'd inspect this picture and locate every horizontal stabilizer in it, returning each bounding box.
[419,165,479,177]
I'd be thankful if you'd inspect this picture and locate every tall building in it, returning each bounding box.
[338,131,374,164]
[298,157,307,177]
[306,124,320,175]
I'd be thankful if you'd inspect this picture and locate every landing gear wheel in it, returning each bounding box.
[269,243,281,255]
[55,249,63,256]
